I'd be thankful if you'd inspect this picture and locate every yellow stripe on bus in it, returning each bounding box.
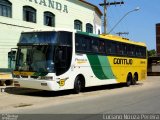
[13,71,35,76]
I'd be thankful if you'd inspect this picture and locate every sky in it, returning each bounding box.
[86,0,160,50]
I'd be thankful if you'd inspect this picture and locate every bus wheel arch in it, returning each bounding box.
[126,72,132,87]
[132,72,138,85]
[73,74,85,94]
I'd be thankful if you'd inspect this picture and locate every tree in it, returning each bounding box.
[148,49,156,57]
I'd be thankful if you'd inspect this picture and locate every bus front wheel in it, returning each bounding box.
[73,77,82,94]
[73,75,85,94]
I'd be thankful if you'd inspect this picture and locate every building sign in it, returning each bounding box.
[27,0,68,13]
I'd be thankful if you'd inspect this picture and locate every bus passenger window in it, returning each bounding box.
[127,45,133,56]
[106,41,112,54]
[99,40,105,54]
[136,48,141,57]
[111,42,116,54]
[91,39,98,53]
[121,44,127,55]
[75,38,82,51]
[116,44,121,55]
[92,45,98,52]
[82,39,87,51]
[75,34,83,52]
[141,48,146,58]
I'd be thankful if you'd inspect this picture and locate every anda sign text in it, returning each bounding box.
[27,0,68,13]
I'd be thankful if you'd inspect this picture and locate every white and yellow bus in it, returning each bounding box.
[13,29,147,93]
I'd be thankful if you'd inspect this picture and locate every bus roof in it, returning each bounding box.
[77,31,146,47]
[21,29,146,47]
[21,28,77,33]
[99,34,146,47]
[76,31,99,37]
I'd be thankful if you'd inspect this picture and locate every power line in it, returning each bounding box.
[116,32,129,36]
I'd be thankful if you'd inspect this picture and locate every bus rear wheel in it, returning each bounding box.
[126,74,132,87]
[132,74,138,85]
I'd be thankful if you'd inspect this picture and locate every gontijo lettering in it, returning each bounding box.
[114,58,133,65]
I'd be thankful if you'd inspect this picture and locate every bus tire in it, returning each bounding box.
[126,73,132,87]
[73,75,85,94]
[132,73,138,85]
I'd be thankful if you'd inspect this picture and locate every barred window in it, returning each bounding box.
[74,20,82,31]
[44,11,55,27]
[0,0,12,17]
[86,23,93,33]
[23,6,36,23]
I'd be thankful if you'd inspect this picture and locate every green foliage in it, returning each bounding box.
[148,49,156,57]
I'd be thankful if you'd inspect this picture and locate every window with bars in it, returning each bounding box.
[44,11,55,27]
[86,23,93,33]
[74,20,82,31]
[0,0,12,18]
[23,6,36,23]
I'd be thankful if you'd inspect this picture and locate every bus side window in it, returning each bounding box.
[142,47,146,58]
[138,47,146,58]
[75,34,84,52]
[75,37,82,51]
[132,46,136,57]
[91,38,99,53]
[75,34,92,53]
[127,45,134,56]
[116,43,121,55]
[129,45,134,56]
[111,42,116,55]
[136,47,141,57]
[82,37,88,51]
[106,41,111,54]
[99,40,105,54]
[121,44,127,55]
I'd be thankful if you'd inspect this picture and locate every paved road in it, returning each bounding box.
[1,76,160,115]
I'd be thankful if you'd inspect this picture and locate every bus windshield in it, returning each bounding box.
[15,31,73,75]
[19,32,58,44]
[16,45,55,73]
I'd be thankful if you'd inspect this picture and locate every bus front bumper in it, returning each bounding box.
[13,78,61,91]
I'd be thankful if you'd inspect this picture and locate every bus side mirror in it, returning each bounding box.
[9,48,17,70]
[10,48,17,61]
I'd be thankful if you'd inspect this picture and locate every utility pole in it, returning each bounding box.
[99,0,124,34]
[100,0,107,34]
[116,32,129,36]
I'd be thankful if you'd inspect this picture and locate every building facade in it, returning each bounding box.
[0,0,102,70]
[156,23,160,56]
